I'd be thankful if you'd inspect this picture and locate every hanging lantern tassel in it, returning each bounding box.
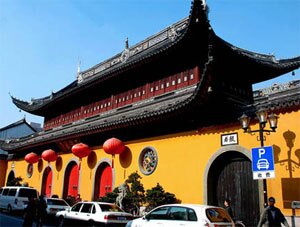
[79,157,82,170]
[111,154,115,168]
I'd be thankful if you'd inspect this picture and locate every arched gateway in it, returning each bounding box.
[41,166,52,197]
[205,146,260,226]
[62,160,79,198]
[93,161,113,200]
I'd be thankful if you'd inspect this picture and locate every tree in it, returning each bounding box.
[125,172,145,214]
[7,176,23,186]
[97,187,119,203]
[145,183,180,211]
[97,172,145,215]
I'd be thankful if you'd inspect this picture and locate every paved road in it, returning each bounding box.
[0,212,24,227]
[0,212,54,227]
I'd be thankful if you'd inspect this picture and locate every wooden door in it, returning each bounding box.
[41,167,52,197]
[94,163,112,200]
[207,151,260,227]
[99,165,112,197]
[68,164,79,197]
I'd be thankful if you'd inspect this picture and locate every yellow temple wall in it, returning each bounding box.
[3,108,300,216]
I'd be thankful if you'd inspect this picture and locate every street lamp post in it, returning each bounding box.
[239,109,279,207]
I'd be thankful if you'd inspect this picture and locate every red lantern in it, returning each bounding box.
[103,138,125,168]
[42,149,58,163]
[71,143,91,159]
[25,152,39,164]
[71,143,91,170]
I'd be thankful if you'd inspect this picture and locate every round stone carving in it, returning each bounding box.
[138,147,158,175]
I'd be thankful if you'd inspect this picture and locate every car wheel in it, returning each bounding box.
[7,205,12,214]
[58,216,65,227]
[88,220,96,227]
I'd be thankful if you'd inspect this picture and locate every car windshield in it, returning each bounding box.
[206,208,232,223]
[47,199,69,206]
[99,203,123,212]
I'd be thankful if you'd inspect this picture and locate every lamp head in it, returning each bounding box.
[239,113,250,132]
[256,109,268,124]
[268,113,279,131]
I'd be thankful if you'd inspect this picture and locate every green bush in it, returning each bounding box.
[98,172,180,215]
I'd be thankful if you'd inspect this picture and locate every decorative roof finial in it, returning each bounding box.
[77,59,84,83]
[77,59,81,74]
[125,37,129,49]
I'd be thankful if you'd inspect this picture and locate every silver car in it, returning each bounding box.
[126,204,234,227]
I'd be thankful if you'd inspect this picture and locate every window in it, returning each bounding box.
[18,189,37,198]
[81,203,93,213]
[71,203,82,212]
[47,199,69,206]
[190,74,194,80]
[146,207,169,220]
[188,208,197,221]
[206,208,231,223]
[92,205,96,214]
[2,189,9,196]
[169,207,188,221]
[99,203,123,212]
[8,189,17,196]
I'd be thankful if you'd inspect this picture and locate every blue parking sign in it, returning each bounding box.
[252,146,275,179]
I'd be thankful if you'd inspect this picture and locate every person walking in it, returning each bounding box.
[257,197,289,227]
[23,196,37,227]
[36,195,47,227]
[224,198,234,220]
[75,194,82,203]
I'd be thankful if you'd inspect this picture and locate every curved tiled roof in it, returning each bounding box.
[4,0,300,153]
[11,0,300,114]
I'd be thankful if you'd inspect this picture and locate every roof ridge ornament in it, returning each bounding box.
[121,37,130,63]
[77,60,84,83]
[168,25,179,41]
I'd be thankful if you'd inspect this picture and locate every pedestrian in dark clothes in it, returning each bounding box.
[224,198,234,220]
[23,196,37,227]
[257,197,289,227]
[36,195,47,227]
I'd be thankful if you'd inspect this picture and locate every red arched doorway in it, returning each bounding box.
[63,161,79,198]
[41,166,52,197]
[93,162,112,200]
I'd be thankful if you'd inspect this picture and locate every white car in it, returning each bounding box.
[56,201,133,226]
[0,186,38,213]
[44,198,70,216]
[126,204,234,227]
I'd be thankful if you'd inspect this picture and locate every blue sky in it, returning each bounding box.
[0,0,299,128]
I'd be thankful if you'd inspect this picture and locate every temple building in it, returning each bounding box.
[1,1,299,225]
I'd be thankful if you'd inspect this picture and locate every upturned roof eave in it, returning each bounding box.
[10,0,209,115]
[213,35,300,83]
